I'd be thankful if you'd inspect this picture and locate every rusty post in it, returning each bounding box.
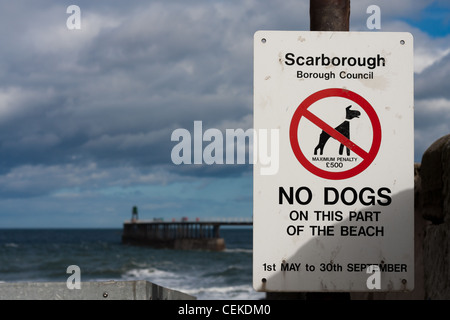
[310,0,350,31]
[307,0,351,301]
[266,0,352,302]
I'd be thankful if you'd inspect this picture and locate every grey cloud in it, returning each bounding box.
[413,46,450,160]
[414,98,450,161]
[0,0,262,196]
[415,51,450,100]
[350,0,433,28]
[0,0,447,201]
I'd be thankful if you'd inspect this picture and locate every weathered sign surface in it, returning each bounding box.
[253,31,414,292]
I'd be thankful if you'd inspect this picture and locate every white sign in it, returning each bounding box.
[253,31,414,292]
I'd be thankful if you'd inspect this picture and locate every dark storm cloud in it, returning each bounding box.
[0,2,253,171]
[0,0,448,201]
[0,0,308,198]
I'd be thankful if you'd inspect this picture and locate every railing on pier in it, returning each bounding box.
[121,217,252,251]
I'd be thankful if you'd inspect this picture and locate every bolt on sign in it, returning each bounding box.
[253,31,414,292]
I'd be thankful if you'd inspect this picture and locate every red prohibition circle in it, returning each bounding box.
[289,88,382,180]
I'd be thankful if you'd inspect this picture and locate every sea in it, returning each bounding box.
[0,227,266,300]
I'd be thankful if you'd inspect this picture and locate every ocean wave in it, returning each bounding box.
[0,229,259,300]
[223,248,252,253]
[121,267,197,297]
[122,267,193,287]
[203,265,245,278]
[120,267,264,300]
[4,243,19,248]
[122,267,178,280]
[183,284,266,300]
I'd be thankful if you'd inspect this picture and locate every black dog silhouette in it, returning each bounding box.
[314,105,360,156]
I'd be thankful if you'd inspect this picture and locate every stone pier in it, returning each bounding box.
[122,220,251,251]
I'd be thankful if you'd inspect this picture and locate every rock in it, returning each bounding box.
[419,134,450,223]
[423,223,450,299]
[414,163,422,209]
[421,134,450,299]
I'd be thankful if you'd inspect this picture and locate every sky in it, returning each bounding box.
[0,0,449,228]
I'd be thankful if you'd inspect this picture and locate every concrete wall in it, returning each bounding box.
[0,280,196,300]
